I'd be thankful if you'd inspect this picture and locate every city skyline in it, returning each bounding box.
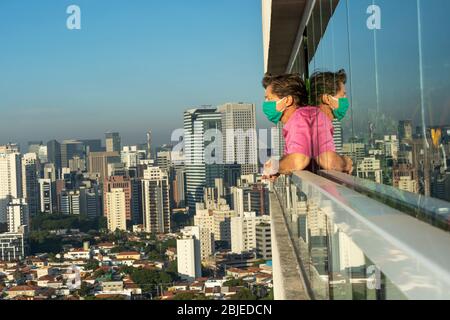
[0,0,268,148]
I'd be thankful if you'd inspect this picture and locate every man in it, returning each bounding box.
[310,69,350,123]
[262,73,353,180]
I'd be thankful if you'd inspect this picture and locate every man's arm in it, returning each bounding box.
[316,152,353,174]
[278,153,311,175]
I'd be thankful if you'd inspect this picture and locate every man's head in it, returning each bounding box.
[262,73,308,110]
[309,69,347,109]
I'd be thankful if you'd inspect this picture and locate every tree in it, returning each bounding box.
[93,269,107,279]
[28,231,63,255]
[78,282,94,297]
[260,288,274,300]
[231,288,257,300]
[13,270,24,282]
[84,260,99,271]
[130,268,176,294]
[172,292,196,300]
[223,278,244,287]
[166,260,177,274]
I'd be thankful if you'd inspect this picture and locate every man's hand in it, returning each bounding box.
[343,156,353,175]
[262,173,280,182]
[263,158,279,176]
[263,158,280,182]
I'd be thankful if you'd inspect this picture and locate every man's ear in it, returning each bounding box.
[321,94,331,105]
[287,96,295,108]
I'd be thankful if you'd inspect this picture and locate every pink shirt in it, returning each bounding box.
[283,106,336,158]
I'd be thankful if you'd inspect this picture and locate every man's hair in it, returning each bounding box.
[309,69,347,106]
[262,73,308,107]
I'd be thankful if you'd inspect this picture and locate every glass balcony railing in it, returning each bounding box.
[270,171,450,300]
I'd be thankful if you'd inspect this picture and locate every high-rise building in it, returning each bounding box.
[104,176,134,222]
[146,130,152,159]
[141,167,170,234]
[6,198,29,234]
[231,183,270,216]
[217,103,258,175]
[156,150,171,172]
[333,120,344,154]
[39,179,54,214]
[61,140,85,168]
[0,152,22,223]
[21,153,39,217]
[121,146,146,169]
[106,188,127,232]
[80,139,103,154]
[47,140,62,171]
[43,163,57,182]
[105,132,121,153]
[68,156,86,172]
[0,144,20,154]
[184,108,223,214]
[393,163,419,194]
[193,204,215,261]
[60,190,81,215]
[255,222,272,260]
[79,187,102,219]
[356,157,383,184]
[172,167,186,208]
[177,226,202,281]
[88,151,121,182]
[0,233,24,261]
[384,135,399,161]
[28,141,47,163]
[398,120,413,143]
[231,212,270,254]
[212,202,237,245]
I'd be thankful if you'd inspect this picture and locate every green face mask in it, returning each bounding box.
[330,96,350,121]
[263,98,286,124]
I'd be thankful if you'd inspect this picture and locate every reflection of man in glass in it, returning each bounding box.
[262,73,353,180]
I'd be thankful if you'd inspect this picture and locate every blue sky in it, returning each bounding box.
[1,0,449,149]
[0,0,267,148]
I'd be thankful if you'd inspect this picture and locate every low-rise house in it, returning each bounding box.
[169,283,189,292]
[114,259,135,267]
[47,279,65,289]
[37,275,58,287]
[189,281,205,292]
[132,260,156,269]
[204,286,222,298]
[204,279,226,288]
[27,258,48,268]
[116,252,141,261]
[97,243,115,254]
[64,248,92,260]
[35,266,56,279]
[6,285,39,299]
[94,294,129,300]
[226,267,258,279]
[100,281,124,294]
[221,286,240,298]
[255,273,272,284]
[124,282,142,296]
